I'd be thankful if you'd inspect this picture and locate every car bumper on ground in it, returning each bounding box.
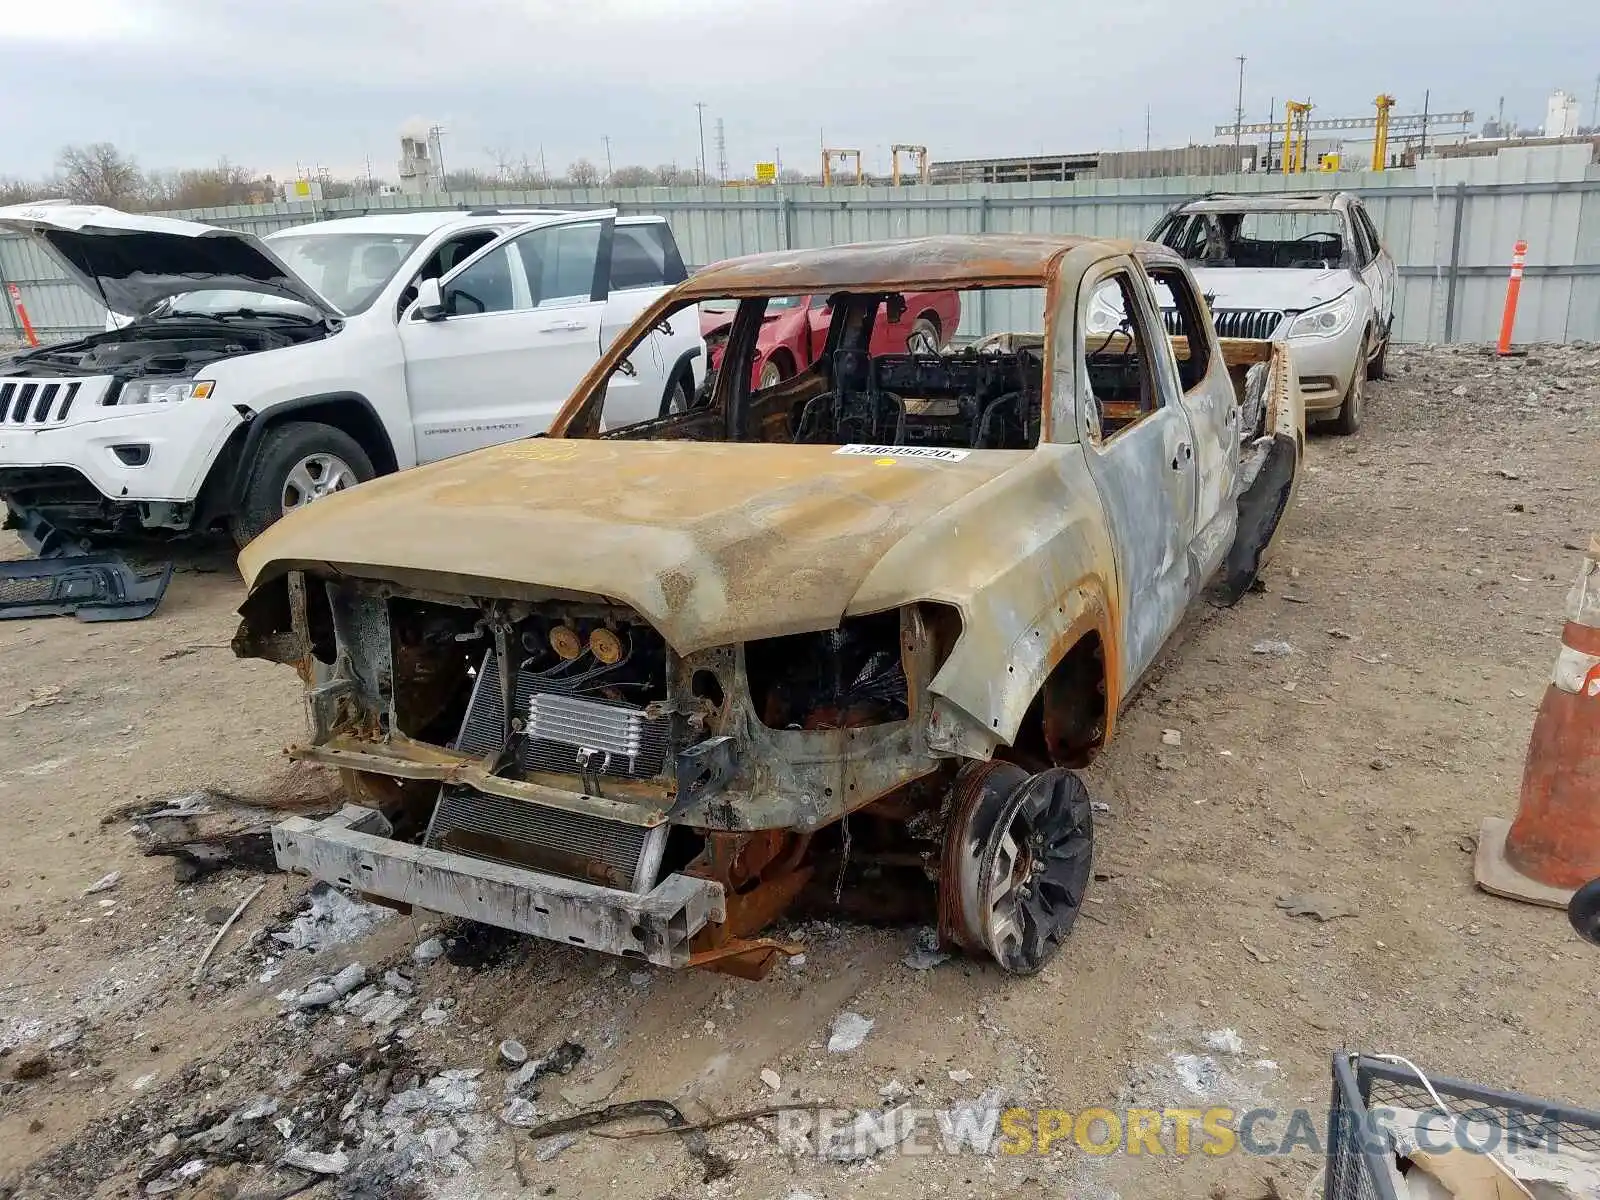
[1285,325,1365,416]
[273,805,727,968]
[0,399,243,505]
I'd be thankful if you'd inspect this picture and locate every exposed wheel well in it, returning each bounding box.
[764,347,796,377]
[915,311,942,340]
[260,398,399,476]
[1004,632,1108,771]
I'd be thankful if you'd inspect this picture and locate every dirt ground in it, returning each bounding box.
[1,343,1597,1200]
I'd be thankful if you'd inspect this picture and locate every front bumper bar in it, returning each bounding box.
[274,806,726,967]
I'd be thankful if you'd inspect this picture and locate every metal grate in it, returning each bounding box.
[423,784,660,891]
[456,651,670,781]
[1211,309,1285,340]
[1325,1053,1600,1200]
[0,379,83,424]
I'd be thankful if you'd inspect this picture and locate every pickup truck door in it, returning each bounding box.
[1141,257,1238,582]
[1076,264,1200,686]
[398,211,615,463]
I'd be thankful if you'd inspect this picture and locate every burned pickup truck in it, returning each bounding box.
[235,234,1304,979]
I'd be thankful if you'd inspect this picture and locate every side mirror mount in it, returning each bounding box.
[415,277,447,322]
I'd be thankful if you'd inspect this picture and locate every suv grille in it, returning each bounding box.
[1211,309,1284,340]
[0,381,83,424]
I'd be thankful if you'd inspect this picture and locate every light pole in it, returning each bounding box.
[695,101,708,187]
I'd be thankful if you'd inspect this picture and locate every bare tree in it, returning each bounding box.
[566,158,600,187]
[0,177,57,205]
[778,168,810,185]
[443,167,497,192]
[608,165,655,188]
[145,158,266,211]
[57,142,144,208]
[654,163,693,188]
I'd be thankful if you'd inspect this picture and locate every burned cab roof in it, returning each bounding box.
[679,234,1144,298]
[1179,193,1345,215]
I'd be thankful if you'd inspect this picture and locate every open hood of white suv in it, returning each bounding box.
[0,202,342,319]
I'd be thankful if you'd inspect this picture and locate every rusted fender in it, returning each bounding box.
[1211,340,1306,604]
[849,444,1121,753]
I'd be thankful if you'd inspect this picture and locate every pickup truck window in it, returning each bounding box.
[1144,265,1209,392]
[1082,273,1159,441]
[593,286,1039,449]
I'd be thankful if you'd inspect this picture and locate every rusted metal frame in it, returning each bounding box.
[548,258,1074,440]
[667,612,946,834]
[289,736,673,827]
[273,814,724,968]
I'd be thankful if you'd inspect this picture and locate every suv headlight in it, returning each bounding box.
[117,379,215,406]
[1286,293,1356,340]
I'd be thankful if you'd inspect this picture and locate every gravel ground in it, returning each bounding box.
[0,343,1597,1200]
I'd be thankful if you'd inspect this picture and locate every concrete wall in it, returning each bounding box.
[3,145,1596,346]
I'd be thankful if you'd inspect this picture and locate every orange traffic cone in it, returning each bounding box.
[1476,535,1600,907]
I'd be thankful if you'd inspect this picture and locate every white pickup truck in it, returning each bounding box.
[0,203,704,545]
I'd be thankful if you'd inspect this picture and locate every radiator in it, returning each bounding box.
[455,651,671,781]
[425,651,673,893]
[423,785,665,892]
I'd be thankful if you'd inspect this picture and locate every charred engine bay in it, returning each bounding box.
[0,318,325,380]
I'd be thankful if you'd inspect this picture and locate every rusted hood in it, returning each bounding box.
[238,439,1026,654]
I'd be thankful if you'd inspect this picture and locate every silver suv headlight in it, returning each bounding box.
[117,379,216,405]
[1286,293,1356,340]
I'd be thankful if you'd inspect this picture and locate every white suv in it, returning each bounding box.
[0,203,703,545]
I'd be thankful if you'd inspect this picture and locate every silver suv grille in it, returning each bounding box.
[0,380,83,425]
[1211,309,1285,340]
[1162,309,1284,340]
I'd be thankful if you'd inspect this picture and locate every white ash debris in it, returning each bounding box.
[270,884,391,953]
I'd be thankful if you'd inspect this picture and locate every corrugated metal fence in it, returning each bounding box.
[3,144,1597,346]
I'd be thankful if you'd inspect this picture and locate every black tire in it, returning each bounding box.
[229,420,375,548]
[909,315,941,354]
[1329,330,1369,436]
[1366,326,1389,381]
[1570,876,1600,947]
[659,370,694,418]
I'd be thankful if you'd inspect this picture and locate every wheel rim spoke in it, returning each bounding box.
[283,454,355,513]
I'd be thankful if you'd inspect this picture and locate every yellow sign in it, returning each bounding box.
[292,179,313,196]
[754,161,777,183]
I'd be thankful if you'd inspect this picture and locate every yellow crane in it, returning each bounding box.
[890,144,929,187]
[1282,100,1313,173]
[1372,94,1396,171]
[1220,97,1472,173]
[821,148,862,187]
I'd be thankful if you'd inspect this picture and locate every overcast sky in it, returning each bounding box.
[1,0,1595,182]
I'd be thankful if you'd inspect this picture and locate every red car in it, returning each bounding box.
[699,289,962,389]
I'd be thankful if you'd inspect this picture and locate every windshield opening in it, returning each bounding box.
[161,231,423,318]
[588,285,1048,452]
[699,294,805,313]
[1163,209,1347,270]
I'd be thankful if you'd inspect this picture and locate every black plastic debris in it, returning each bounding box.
[0,553,173,621]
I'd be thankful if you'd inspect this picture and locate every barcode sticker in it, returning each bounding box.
[834,444,970,462]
